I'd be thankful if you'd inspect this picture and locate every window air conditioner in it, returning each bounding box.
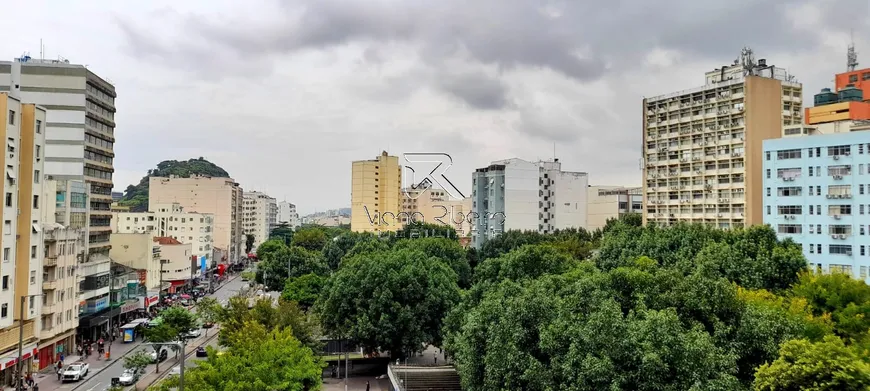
[845,194,852,199]
[832,234,838,239]
[835,215,841,220]
[826,195,833,199]
[834,155,840,160]
[839,234,846,239]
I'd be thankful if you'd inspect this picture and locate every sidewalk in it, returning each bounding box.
[23,338,143,391]
[406,345,449,366]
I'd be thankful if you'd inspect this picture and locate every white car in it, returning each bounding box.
[169,366,181,376]
[118,368,141,386]
[184,328,202,339]
[62,363,89,382]
[151,347,169,362]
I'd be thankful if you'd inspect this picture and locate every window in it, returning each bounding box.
[766,169,771,179]
[33,170,39,184]
[810,205,814,214]
[829,145,851,156]
[778,205,802,215]
[35,120,41,134]
[32,195,39,209]
[7,110,14,125]
[862,185,866,195]
[35,145,40,159]
[809,148,814,158]
[3,221,10,235]
[1,276,6,290]
[828,165,852,176]
[818,244,822,254]
[778,187,802,196]
[817,186,822,196]
[29,271,35,284]
[766,188,771,196]
[30,245,36,259]
[849,74,858,83]
[777,224,802,234]
[4,193,10,207]
[766,205,771,215]
[829,245,853,255]
[777,149,802,159]
[766,151,770,160]
[2,248,7,262]
[829,205,852,216]
[809,167,814,177]
[1,304,6,318]
[777,168,802,179]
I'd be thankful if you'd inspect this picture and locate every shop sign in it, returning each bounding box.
[0,345,37,370]
[120,300,140,314]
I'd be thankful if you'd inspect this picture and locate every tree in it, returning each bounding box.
[195,297,222,337]
[219,296,319,351]
[322,240,344,271]
[317,247,460,357]
[160,306,199,339]
[473,244,576,285]
[479,230,553,260]
[268,222,294,246]
[394,237,472,288]
[754,335,870,391]
[790,271,870,343]
[291,227,328,251]
[257,246,329,290]
[123,351,152,375]
[245,234,255,254]
[143,323,177,373]
[255,239,286,261]
[152,322,323,391]
[282,273,327,310]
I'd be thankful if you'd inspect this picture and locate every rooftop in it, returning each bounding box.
[153,236,182,245]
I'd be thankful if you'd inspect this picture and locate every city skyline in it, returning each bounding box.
[1,0,866,214]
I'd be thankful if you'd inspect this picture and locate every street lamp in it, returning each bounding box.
[17,294,43,391]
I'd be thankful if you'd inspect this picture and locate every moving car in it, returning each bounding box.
[184,328,202,339]
[196,347,207,357]
[62,362,89,382]
[169,366,181,376]
[151,347,169,363]
[202,321,215,329]
[118,368,142,386]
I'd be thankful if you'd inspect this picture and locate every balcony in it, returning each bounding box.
[44,255,57,267]
[0,321,35,352]
[43,280,58,290]
[42,303,57,314]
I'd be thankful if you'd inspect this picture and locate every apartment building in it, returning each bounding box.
[351,152,401,233]
[401,189,472,236]
[37,179,85,370]
[587,186,643,231]
[643,48,802,229]
[471,158,588,248]
[148,176,244,265]
[0,94,46,383]
[242,191,277,250]
[152,237,194,289]
[1,57,117,322]
[109,233,163,292]
[277,201,300,228]
[112,202,214,279]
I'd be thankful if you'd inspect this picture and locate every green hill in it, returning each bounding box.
[119,157,230,212]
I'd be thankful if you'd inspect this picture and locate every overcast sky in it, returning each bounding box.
[2,0,868,214]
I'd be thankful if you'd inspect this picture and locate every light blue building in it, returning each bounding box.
[762,124,870,282]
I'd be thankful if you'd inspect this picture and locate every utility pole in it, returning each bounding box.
[107,266,114,359]
[143,340,186,391]
[17,294,42,391]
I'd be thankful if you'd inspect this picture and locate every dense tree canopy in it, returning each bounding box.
[317,247,460,357]
[291,227,328,251]
[394,237,472,288]
[268,223,294,246]
[256,244,329,290]
[754,336,870,391]
[218,296,318,350]
[282,273,327,310]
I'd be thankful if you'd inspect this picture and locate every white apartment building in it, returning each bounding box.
[242,191,277,250]
[0,94,46,381]
[37,179,84,370]
[277,201,300,228]
[471,158,588,248]
[643,48,803,229]
[1,58,117,318]
[109,233,162,291]
[587,186,643,231]
[148,176,244,265]
[152,237,194,286]
[111,202,214,278]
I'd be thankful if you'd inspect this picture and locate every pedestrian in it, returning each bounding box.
[366,381,370,391]
[434,354,437,365]
[56,365,62,381]
[59,353,64,365]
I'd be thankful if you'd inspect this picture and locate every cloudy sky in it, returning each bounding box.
[3,0,868,214]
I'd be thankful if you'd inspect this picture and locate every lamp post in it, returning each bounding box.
[17,294,43,391]
[144,340,186,391]
[106,266,114,360]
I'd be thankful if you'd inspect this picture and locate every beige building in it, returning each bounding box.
[37,179,85,370]
[242,191,277,250]
[351,152,401,233]
[0,95,47,380]
[587,186,643,231]
[109,233,162,291]
[152,237,193,286]
[148,176,244,264]
[112,202,214,277]
[643,48,803,228]
[401,189,472,236]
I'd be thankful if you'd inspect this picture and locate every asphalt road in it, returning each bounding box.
[62,276,247,391]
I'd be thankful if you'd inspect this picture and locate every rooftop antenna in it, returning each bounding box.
[847,29,859,72]
[40,39,44,60]
[553,142,556,160]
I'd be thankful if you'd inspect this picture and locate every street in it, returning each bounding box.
[32,276,246,391]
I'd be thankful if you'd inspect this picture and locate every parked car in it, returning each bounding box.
[196,347,208,357]
[169,366,181,376]
[184,328,202,339]
[202,321,215,329]
[118,368,142,386]
[62,362,89,382]
[151,347,169,363]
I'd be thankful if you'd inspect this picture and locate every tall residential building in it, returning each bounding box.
[643,48,802,228]
[587,186,643,231]
[0,95,46,378]
[111,202,214,280]
[351,152,401,233]
[109,233,162,291]
[471,158,588,248]
[242,191,277,250]
[37,179,84,370]
[277,201,300,228]
[763,67,870,283]
[401,189,472,236]
[151,237,194,290]
[148,176,244,265]
[1,57,117,327]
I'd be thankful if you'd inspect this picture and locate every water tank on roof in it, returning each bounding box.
[814,88,838,106]
[838,86,863,102]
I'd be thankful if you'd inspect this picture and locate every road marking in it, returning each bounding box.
[85,382,101,391]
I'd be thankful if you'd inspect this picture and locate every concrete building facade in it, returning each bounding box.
[401,189,472,236]
[351,152,401,233]
[471,158,588,248]
[109,233,162,291]
[0,57,117,329]
[242,191,277,250]
[643,48,802,229]
[148,176,244,265]
[277,201,300,228]
[763,123,870,282]
[587,186,643,231]
[152,237,193,287]
[111,203,214,279]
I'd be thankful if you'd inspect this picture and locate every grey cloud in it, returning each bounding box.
[436,71,511,110]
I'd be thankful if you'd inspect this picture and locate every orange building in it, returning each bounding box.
[805,67,870,125]
[834,68,870,100]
